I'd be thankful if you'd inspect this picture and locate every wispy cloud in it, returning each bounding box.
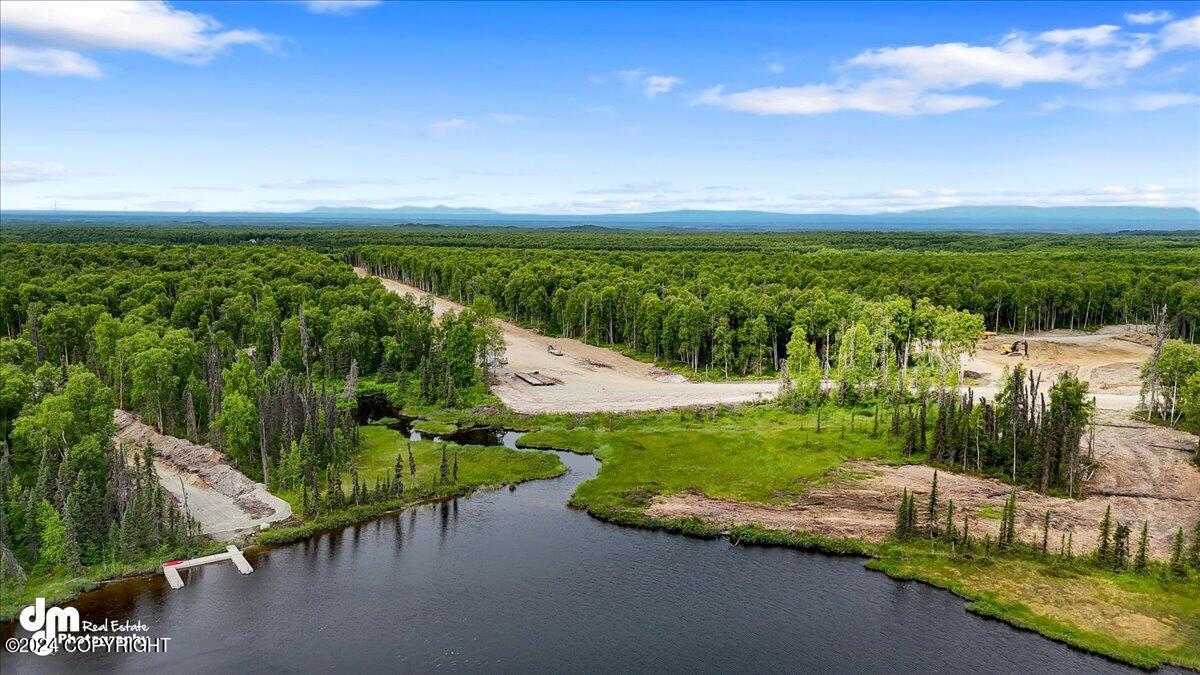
[302,1,382,15]
[260,177,403,190]
[488,112,533,123]
[767,63,786,74]
[577,181,678,195]
[428,118,476,137]
[1160,15,1200,50]
[0,45,101,78]
[47,190,148,200]
[618,69,684,98]
[0,0,276,78]
[1124,10,1173,25]
[0,160,70,183]
[695,17,1197,116]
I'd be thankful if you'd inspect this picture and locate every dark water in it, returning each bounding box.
[3,430,1141,673]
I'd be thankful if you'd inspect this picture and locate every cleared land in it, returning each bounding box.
[113,411,292,539]
[358,267,778,413]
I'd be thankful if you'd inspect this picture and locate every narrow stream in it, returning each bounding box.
[2,427,1145,673]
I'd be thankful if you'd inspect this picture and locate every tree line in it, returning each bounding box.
[896,471,1200,572]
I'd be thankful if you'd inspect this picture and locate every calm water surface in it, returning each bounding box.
[3,430,1143,673]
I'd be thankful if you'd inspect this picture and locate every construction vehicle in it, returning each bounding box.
[547,344,563,356]
[1000,339,1028,358]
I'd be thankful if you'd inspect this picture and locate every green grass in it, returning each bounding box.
[870,545,1200,671]
[411,419,458,435]
[352,424,562,490]
[553,405,910,518]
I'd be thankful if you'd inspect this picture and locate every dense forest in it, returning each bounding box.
[353,238,1197,375]
[0,243,501,580]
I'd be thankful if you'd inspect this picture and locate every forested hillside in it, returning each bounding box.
[0,243,500,579]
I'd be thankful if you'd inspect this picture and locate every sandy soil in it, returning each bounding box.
[113,411,292,540]
[359,268,778,413]
[649,411,1199,559]
[650,328,1198,559]
[966,328,1152,410]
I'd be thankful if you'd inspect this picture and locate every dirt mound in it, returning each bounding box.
[113,410,291,535]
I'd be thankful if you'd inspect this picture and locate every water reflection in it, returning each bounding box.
[1,435,1144,674]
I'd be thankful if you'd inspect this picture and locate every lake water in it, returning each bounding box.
[2,429,1142,673]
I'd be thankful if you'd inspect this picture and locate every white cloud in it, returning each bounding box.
[0,161,70,183]
[303,1,382,15]
[1160,15,1200,50]
[1109,91,1200,111]
[694,82,997,116]
[0,1,275,66]
[1125,11,1173,25]
[0,45,101,78]
[696,20,1182,117]
[767,62,786,74]
[488,112,533,123]
[618,69,683,98]
[428,118,476,136]
[1038,25,1121,46]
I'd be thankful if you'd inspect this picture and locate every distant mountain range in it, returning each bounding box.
[3,205,1197,233]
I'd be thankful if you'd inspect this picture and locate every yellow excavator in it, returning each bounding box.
[1000,339,1029,358]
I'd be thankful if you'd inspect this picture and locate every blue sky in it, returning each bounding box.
[1,0,1198,214]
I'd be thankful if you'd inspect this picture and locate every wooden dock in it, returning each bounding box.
[162,545,253,589]
[514,371,563,386]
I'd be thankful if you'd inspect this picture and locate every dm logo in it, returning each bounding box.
[19,598,80,656]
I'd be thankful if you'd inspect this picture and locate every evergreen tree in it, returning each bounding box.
[439,445,448,485]
[1097,505,1113,564]
[1134,522,1149,573]
[944,499,956,544]
[452,450,459,484]
[925,471,939,538]
[393,451,405,498]
[1170,527,1186,577]
[1112,522,1130,570]
[407,442,417,479]
[1041,510,1051,556]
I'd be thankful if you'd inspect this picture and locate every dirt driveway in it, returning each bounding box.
[359,268,778,413]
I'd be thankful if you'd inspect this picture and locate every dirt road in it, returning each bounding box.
[114,411,292,540]
[358,268,779,413]
[966,326,1151,411]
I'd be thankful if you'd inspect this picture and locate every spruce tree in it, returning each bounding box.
[1134,522,1149,573]
[944,499,956,544]
[926,471,939,538]
[1170,527,1186,577]
[452,450,459,484]
[1112,522,1130,570]
[407,441,417,479]
[1097,505,1113,564]
[1041,510,1051,556]
[393,452,405,498]
[895,489,911,540]
[439,446,448,485]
